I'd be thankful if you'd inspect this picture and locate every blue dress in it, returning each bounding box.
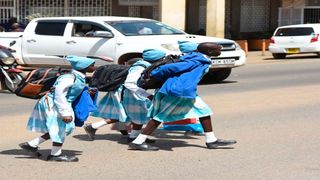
[148,53,213,123]
[122,60,153,125]
[27,72,85,143]
[91,86,127,122]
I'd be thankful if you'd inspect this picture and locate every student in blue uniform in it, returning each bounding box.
[122,49,165,142]
[129,41,237,151]
[19,55,95,162]
[85,49,165,143]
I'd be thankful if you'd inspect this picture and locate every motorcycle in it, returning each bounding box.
[0,41,23,92]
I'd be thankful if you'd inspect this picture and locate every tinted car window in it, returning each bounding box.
[72,22,108,37]
[35,21,67,36]
[106,20,185,36]
[275,27,315,36]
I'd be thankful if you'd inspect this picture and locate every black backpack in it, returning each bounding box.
[90,64,146,92]
[138,55,180,89]
[15,67,66,99]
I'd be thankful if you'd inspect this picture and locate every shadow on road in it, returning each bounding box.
[263,54,320,61]
[73,130,235,151]
[199,79,237,85]
[0,90,12,94]
[0,149,83,161]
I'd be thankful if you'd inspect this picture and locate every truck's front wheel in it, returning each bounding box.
[202,68,232,83]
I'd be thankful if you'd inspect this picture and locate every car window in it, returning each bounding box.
[72,22,108,37]
[35,21,67,36]
[106,20,185,36]
[275,27,315,36]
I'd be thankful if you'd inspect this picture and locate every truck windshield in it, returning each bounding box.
[105,20,185,36]
[275,27,315,36]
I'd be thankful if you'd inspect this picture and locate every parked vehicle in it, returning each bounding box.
[269,24,320,59]
[0,41,23,92]
[0,16,246,82]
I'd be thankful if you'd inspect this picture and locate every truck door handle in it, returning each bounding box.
[66,40,76,44]
[26,39,36,43]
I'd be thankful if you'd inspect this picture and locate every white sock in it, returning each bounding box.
[132,134,148,144]
[205,132,218,143]
[129,130,141,139]
[28,137,47,148]
[51,146,62,156]
[91,121,107,129]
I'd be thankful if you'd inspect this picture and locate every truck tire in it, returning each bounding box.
[126,57,142,65]
[203,68,232,83]
[272,53,286,59]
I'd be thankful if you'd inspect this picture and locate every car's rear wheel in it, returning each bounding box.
[272,53,286,59]
[202,68,232,83]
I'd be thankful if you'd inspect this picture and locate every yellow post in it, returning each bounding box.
[262,39,266,56]
[244,40,248,56]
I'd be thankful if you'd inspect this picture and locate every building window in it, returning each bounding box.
[240,0,270,32]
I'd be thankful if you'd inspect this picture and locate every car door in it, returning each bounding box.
[64,20,117,66]
[22,20,68,65]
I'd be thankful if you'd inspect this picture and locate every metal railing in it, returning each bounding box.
[279,6,320,26]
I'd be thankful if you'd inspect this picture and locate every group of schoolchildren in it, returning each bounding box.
[18,41,237,162]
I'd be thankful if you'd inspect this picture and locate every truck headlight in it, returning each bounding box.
[1,57,15,65]
[234,42,241,50]
[161,43,179,51]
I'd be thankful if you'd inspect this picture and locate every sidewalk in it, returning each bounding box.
[246,51,273,64]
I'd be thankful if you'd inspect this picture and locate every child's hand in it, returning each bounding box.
[88,88,97,96]
[62,116,73,123]
[147,95,154,100]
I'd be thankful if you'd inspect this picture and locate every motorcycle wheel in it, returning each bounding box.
[4,73,23,92]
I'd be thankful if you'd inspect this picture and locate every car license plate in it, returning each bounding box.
[286,48,300,54]
[211,59,235,65]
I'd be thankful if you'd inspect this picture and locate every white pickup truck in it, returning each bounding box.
[0,16,246,82]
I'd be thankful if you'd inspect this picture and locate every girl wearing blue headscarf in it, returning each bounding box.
[19,55,95,162]
[129,41,236,151]
[86,49,165,143]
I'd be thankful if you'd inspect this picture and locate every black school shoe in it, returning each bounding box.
[129,142,159,151]
[120,130,129,135]
[83,124,97,141]
[127,137,156,143]
[206,139,237,149]
[47,154,79,162]
[19,142,41,157]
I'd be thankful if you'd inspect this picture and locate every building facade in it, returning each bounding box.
[1,0,320,40]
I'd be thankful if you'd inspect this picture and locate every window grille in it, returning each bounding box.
[278,6,320,26]
[0,0,15,24]
[240,0,270,32]
[15,0,112,24]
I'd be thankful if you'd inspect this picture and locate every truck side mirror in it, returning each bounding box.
[86,31,114,38]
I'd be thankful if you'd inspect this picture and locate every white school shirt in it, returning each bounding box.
[124,66,152,99]
[54,70,85,117]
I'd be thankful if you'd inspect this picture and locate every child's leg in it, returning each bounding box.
[84,119,118,140]
[47,142,78,162]
[28,133,50,147]
[91,118,118,129]
[19,133,50,155]
[129,120,161,151]
[199,115,237,149]
[129,122,143,139]
[199,116,218,143]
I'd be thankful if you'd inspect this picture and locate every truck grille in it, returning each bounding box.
[216,43,236,51]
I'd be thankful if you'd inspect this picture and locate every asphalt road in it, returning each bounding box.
[0,53,320,179]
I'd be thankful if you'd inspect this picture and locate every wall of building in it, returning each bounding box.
[206,0,225,38]
[159,0,186,31]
